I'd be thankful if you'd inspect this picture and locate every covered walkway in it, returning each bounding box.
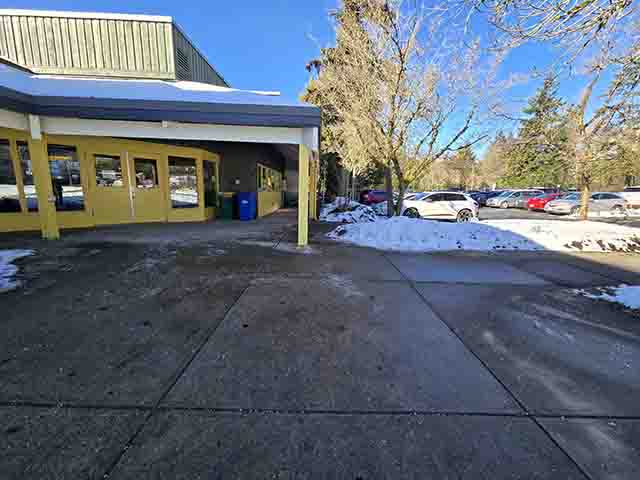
[0,61,320,245]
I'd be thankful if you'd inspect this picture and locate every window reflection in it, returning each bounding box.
[48,144,84,211]
[168,156,198,208]
[95,155,123,187]
[203,160,218,207]
[134,158,158,189]
[17,142,37,212]
[0,139,20,213]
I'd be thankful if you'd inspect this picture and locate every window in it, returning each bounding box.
[17,142,37,212]
[134,158,158,189]
[48,145,84,211]
[596,193,615,200]
[445,193,467,201]
[257,164,283,192]
[95,155,123,187]
[0,139,20,213]
[203,160,218,207]
[427,193,444,202]
[169,156,198,208]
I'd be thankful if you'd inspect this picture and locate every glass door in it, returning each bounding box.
[130,153,166,223]
[90,150,132,225]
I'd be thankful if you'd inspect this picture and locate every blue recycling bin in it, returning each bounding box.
[237,192,257,220]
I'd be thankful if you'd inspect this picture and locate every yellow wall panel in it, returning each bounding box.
[258,191,282,217]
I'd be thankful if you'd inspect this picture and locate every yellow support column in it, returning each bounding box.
[28,137,60,240]
[297,144,310,246]
[311,155,319,220]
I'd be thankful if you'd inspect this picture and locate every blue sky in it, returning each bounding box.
[8,0,337,101]
[7,1,610,141]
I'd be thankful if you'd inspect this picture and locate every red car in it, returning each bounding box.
[359,189,388,205]
[527,192,564,211]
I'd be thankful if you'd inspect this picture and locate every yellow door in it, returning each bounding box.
[90,150,133,225]
[129,152,166,223]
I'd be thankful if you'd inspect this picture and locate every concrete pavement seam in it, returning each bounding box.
[381,252,594,480]
[3,401,640,421]
[99,283,253,479]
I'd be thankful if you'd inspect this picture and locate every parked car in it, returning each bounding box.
[484,190,511,207]
[468,191,488,206]
[526,192,565,211]
[619,186,640,210]
[359,189,387,205]
[402,191,479,222]
[487,189,544,209]
[545,192,628,215]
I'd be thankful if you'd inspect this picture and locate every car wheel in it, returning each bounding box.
[403,208,420,219]
[612,204,624,213]
[570,206,579,215]
[500,201,509,209]
[456,209,473,223]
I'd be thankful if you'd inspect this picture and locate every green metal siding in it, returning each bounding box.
[172,26,227,86]
[0,10,226,85]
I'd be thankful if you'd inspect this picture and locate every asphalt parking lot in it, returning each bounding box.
[479,205,640,228]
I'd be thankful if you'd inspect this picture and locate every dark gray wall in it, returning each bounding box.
[212,142,285,193]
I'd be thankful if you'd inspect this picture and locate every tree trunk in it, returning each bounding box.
[384,165,393,218]
[390,157,406,216]
[580,184,590,220]
[352,172,358,201]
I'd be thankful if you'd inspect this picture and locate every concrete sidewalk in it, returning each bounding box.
[1,216,639,479]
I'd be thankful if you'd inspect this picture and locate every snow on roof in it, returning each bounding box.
[0,9,172,22]
[0,63,308,108]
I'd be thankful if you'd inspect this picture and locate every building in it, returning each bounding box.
[0,9,320,245]
[0,9,227,85]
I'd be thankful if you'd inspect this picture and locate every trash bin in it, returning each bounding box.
[219,193,236,220]
[237,192,257,221]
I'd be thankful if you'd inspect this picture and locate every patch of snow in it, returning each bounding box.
[327,217,640,253]
[325,274,365,298]
[0,63,308,108]
[372,202,388,216]
[274,242,318,255]
[0,249,34,293]
[236,240,317,254]
[577,285,640,310]
[320,198,378,223]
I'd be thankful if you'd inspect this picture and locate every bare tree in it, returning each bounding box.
[306,0,493,215]
[462,0,639,216]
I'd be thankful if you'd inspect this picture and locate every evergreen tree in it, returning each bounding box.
[503,75,569,187]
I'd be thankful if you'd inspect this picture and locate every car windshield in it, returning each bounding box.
[561,193,579,200]
[496,191,512,198]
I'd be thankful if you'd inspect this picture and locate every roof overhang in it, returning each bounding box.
[0,86,320,129]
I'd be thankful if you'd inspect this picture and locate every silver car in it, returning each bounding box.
[488,189,544,209]
[545,192,628,215]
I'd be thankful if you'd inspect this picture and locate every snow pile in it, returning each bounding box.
[319,198,378,223]
[327,217,640,252]
[0,249,33,293]
[578,285,640,310]
[372,201,388,216]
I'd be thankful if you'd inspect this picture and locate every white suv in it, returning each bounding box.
[402,192,479,222]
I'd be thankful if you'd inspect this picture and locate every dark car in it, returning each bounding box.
[468,191,488,206]
[360,189,387,205]
[469,190,504,206]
